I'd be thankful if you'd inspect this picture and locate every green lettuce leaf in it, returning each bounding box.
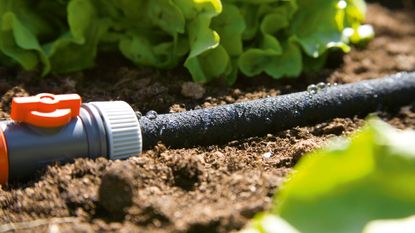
[0,0,51,74]
[210,3,245,84]
[45,0,108,73]
[182,0,223,82]
[263,37,302,79]
[276,120,415,233]
[0,12,45,71]
[0,0,108,74]
[240,120,415,233]
[0,0,370,82]
[291,0,345,57]
[237,1,296,77]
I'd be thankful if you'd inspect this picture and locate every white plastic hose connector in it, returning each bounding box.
[89,101,142,160]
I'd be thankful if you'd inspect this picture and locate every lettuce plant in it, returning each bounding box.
[240,119,415,233]
[0,0,370,83]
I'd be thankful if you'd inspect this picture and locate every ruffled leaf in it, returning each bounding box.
[44,0,108,73]
[0,0,369,82]
[276,120,415,233]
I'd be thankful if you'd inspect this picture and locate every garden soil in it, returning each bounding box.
[0,3,415,233]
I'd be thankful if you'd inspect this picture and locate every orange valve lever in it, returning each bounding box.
[10,93,82,128]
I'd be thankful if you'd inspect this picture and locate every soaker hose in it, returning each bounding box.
[139,72,415,149]
[0,72,414,184]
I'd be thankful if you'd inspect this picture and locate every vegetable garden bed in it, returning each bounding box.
[0,2,414,233]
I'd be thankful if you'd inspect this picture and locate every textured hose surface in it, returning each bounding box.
[140,72,415,149]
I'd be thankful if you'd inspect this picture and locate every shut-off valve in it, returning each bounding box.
[0,93,142,184]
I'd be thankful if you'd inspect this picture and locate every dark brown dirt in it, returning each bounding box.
[0,3,415,233]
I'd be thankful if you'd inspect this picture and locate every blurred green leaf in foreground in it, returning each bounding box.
[241,119,415,233]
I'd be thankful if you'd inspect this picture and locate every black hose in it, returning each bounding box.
[139,72,415,149]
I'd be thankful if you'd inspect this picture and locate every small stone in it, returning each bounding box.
[63,77,77,90]
[225,96,235,103]
[48,224,61,233]
[169,104,186,113]
[262,152,273,159]
[181,82,205,100]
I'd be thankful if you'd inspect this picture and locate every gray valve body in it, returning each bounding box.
[0,101,142,181]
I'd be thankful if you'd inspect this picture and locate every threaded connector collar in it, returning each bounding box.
[89,101,142,160]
